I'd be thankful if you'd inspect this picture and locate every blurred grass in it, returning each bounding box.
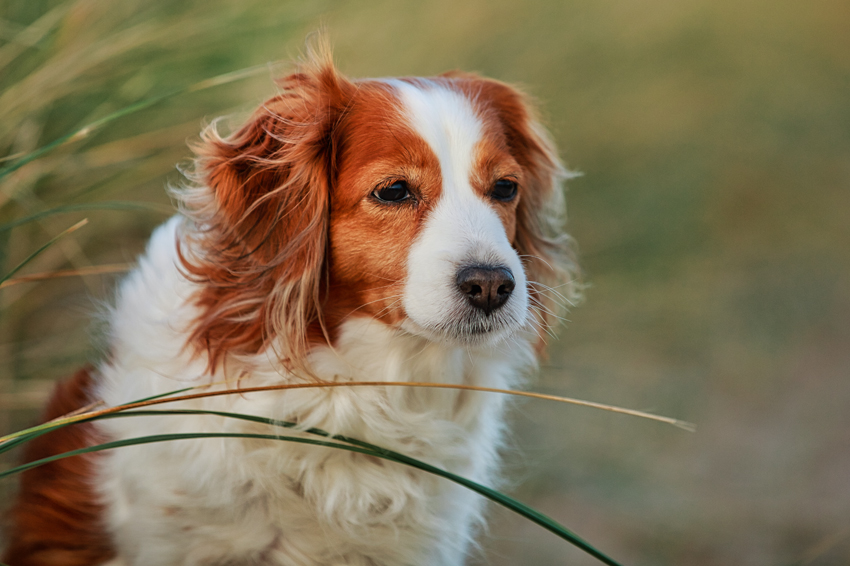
[2,0,850,565]
[0,0,329,501]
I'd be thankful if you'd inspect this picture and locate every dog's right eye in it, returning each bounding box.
[373,181,411,203]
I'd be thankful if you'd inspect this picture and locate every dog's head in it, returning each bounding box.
[179,42,579,372]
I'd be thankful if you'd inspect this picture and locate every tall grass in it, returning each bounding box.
[0,0,316,426]
[0,0,322,512]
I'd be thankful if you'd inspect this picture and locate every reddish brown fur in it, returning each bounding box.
[181,51,572,369]
[323,82,443,335]
[2,367,114,566]
[181,55,358,372]
[181,61,443,368]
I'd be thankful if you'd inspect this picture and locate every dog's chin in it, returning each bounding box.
[399,309,526,348]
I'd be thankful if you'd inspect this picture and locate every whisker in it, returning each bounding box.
[366,273,405,284]
[528,296,570,322]
[527,280,577,307]
[527,305,564,338]
[517,253,558,273]
[372,298,404,320]
[340,294,405,322]
[528,295,567,315]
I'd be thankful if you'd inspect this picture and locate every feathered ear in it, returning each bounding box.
[512,114,583,345]
[178,43,355,372]
[457,76,582,344]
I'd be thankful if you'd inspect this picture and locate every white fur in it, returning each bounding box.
[393,80,529,344]
[93,82,538,566]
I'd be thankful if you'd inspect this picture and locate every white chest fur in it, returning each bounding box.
[93,217,535,566]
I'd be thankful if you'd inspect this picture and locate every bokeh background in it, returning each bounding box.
[1,1,848,564]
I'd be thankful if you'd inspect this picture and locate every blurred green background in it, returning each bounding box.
[1,1,848,564]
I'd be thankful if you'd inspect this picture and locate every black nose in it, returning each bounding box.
[456,265,515,315]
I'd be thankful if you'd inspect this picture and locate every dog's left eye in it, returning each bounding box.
[373,181,412,203]
[491,179,518,201]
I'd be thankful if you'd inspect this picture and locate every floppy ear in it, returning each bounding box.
[512,115,582,343]
[460,76,582,343]
[178,48,354,372]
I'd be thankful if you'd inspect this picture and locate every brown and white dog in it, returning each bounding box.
[3,41,578,566]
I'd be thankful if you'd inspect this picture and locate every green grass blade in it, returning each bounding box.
[0,421,79,456]
[0,97,169,181]
[0,408,624,565]
[0,201,173,233]
[0,64,269,182]
[0,219,88,285]
[0,1,71,71]
[0,432,383,480]
[0,387,194,452]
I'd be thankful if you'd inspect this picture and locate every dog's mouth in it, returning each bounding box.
[399,301,527,345]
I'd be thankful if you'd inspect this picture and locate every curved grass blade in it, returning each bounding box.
[0,386,194,452]
[0,64,270,182]
[0,263,131,289]
[125,408,627,565]
[0,420,625,566]
[0,218,88,285]
[0,380,694,449]
[0,201,172,233]
[0,373,682,564]
[0,379,693,453]
[121,380,696,432]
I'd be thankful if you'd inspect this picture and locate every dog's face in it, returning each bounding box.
[327,78,529,345]
[180,49,573,370]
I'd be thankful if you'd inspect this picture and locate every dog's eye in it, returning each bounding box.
[491,179,518,201]
[373,181,411,203]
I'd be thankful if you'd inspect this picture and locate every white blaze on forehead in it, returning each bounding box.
[389,79,530,343]
[389,79,483,199]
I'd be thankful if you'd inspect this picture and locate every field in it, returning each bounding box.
[1,1,849,564]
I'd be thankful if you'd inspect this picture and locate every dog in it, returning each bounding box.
[4,40,578,566]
